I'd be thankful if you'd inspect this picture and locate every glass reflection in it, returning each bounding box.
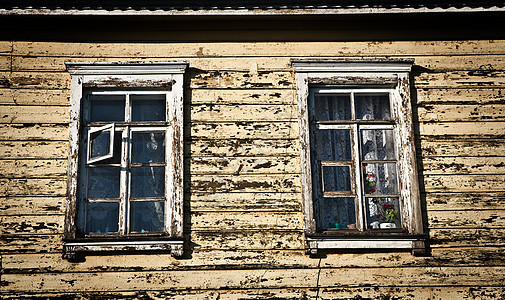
[87,167,120,199]
[130,201,165,233]
[90,130,111,159]
[319,197,356,230]
[313,129,352,161]
[90,95,125,122]
[131,166,165,198]
[131,95,166,122]
[361,129,395,161]
[86,202,119,233]
[363,163,398,195]
[322,165,352,192]
[314,94,351,121]
[355,94,391,120]
[132,132,165,164]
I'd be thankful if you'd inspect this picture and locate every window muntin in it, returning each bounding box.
[79,92,170,236]
[310,89,401,232]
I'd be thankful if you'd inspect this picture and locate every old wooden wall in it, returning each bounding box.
[1,40,505,299]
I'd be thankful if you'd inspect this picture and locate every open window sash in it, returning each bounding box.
[87,123,116,164]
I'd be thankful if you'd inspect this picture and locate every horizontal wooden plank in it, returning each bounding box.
[423,174,505,192]
[0,197,65,216]
[192,230,304,250]
[419,138,505,157]
[417,104,505,122]
[11,56,293,72]
[426,192,505,210]
[190,89,295,105]
[0,234,62,253]
[190,138,299,157]
[2,72,69,89]
[0,215,63,235]
[0,89,69,106]
[11,54,505,73]
[191,212,302,230]
[0,105,68,124]
[190,156,299,175]
[418,122,505,138]
[0,124,68,141]
[430,228,505,247]
[416,71,505,88]
[429,210,505,229]
[9,69,505,91]
[0,159,67,178]
[416,88,505,105]
[13,41,505,57]
[191,122,298,139]
[3,70,293,90]
[15,54,505,74]
[190,174,300,193]
[4,247,505,275]
[0,178,66,196]
[191,104,296,122]
[190,192,301,211]
[3,286,505,300]
[422,156,505,175]
[2,266,505,292]
[0,141,68,159]
[188,70,292,89]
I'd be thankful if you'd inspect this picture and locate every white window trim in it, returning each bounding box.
[64,61,188,259]
[292,58,425,255]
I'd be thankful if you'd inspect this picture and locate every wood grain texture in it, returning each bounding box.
[426,192,505,210]
[13,40,505,57]
[423,174,505,192]
[422,156,505,174]
[190,156,299,175]
[0,141,68,159]
[2,39,505,298]
[0,197,65,216]
[189,138,299,157]
[0,105,68,124]
[419,138,505,157]
[0,159,67,178]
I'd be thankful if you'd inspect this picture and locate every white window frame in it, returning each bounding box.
[64,62,188,259]
[292,59,426,255]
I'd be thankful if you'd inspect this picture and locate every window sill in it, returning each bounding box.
[63,240,184,260]
[306,237,426,256]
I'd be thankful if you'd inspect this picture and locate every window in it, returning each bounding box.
[64,62,188,259]
[292,59,425,255]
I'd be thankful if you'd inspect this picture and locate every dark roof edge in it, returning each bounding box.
[2,6,505,16]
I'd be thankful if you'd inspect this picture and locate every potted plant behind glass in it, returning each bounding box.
[371,198,399,229]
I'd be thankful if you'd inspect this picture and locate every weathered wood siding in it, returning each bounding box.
[1,40,505,299]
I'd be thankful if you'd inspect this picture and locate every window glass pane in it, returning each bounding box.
[132,132,165,164]
[130,201,165,233]
[319,197,356,230]
[98,131,122,165]
[314,94,351,121]
[313,129,352,161]
[322,165,352,192]
[90,95,125,122]
[366,197,401,229]
[361,129,395,160]
[86,202,119,233]
[89,130,111,160]
[131,94,166,122]
[88,167,120,199]
[363,163,398,195]
[131,166,165,198]
[355,94,391,120]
